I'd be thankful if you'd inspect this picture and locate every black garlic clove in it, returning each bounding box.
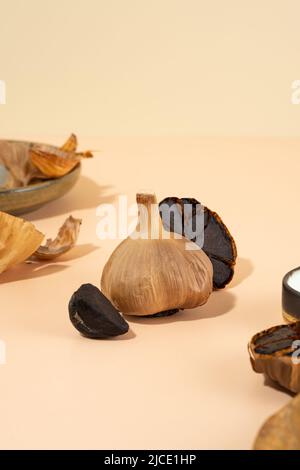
[248,322,300,393]
[159,197,237,289]
[69,283,129,339]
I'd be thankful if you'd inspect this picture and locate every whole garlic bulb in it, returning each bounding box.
[101,193,213,316]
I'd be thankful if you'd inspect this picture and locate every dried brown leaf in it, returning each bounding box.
[30,145,93,178]
[60,133,78,153]
[34,215,82,260]
[0,134,93,186]
[0,141,41,187]
[0,164,15,189]
[0,211,44,273]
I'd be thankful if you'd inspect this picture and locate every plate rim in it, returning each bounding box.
[0,163,81,195]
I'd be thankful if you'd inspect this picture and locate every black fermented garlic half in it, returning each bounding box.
[69,283,129,339]
[248,322,300,393]
[159,197,237,289]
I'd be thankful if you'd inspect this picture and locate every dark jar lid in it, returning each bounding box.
[282,267,300,322]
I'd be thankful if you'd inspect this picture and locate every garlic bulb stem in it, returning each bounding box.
[134,192,164,240]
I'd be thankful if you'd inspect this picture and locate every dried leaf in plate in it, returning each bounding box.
[30,141,93,178]
[60,133,78,153]
[0,140,40,187]
[0,164,15,189]
[34,215,82,260]
[0,211,44,274]
[0,134,92,187]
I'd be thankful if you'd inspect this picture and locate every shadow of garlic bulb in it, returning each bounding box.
[101,192,213,316]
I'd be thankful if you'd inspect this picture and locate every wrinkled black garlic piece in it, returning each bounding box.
[69,283,129,339]
[159,196,237,289]
[248,322,300,393]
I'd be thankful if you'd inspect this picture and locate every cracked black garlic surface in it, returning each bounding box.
[69,284,129,339]
[159,197,237,289]
[248,322,300,393]
[101,192,213,316]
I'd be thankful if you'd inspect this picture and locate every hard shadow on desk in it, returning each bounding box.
[0,262,68,284]
[49,243,99,262]
[0,244,98,283]
[26,176,117,221]
[110,329,136,340]
[229,257,254,289]
[126,290,236,325]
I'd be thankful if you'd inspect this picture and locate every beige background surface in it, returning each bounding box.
[1,0,300,450]
[0,136,299,449]
[1,0,300,137]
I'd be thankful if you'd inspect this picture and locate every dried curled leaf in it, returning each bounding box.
[0,211,44,274]
[34,216,82,260]
[30,141,93,178]
[60,133,78,153]
[0,134,93,187]
[0,164,15,189]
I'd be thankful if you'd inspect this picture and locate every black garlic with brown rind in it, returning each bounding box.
[248,322,300,393]
[159,197,237,289]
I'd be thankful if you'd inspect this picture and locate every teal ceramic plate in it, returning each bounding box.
[0,164,81,216]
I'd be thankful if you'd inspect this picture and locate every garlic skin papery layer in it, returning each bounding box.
[0,211,44,274]
[101,193,213,316]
